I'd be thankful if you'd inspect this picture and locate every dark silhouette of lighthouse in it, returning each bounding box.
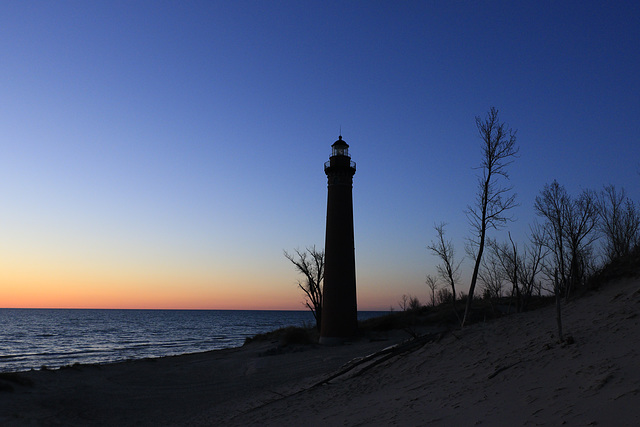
[320,135,357,344]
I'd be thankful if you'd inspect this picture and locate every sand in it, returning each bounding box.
[1,276,638,426]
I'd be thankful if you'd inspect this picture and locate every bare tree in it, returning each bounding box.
[488,229,547,313]
[534,181,599,341]
[534,181,569,294]
[437,287,453,305]
[427,222,462,321]
[463,107,519,326]
[425,274,439,307]
[399,294,421,311]
[518,223,548,305]
[478,252,504,300]
[284,246,324,331]
[488,234,522,312]
[598,185,640,262]
[398,294,409,311]
[563,188,599,298]
[534,181,569,342]
[408,295,421,311]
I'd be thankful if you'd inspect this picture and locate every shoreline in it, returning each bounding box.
[0,309,388,374]
[1,276,638,425]
[0,324,411,426]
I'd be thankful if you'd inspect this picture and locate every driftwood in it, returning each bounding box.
[488,360,522,379]
[232,331,447,420]
[313,331,445,387]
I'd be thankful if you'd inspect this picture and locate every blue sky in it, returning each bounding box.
[1,1,639,309]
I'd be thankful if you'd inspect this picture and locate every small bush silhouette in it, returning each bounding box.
[245,325,317,346]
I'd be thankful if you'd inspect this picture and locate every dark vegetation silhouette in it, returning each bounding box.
[427,222,462,322]
[258,245,638,349]
[534,181,600,340]
[381,244,637,341]
[482,228,547,314]
[422,106,640,342]
[463,107,519,326]
[425,274,439,307]
[277,108,639,347]
[598,185,640,263]
[398,294,421,311]
[283,246,324,332]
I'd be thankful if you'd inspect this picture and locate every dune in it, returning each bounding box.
[1,275,638,426]
[224,276,640,426]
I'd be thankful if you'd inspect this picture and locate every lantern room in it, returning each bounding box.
[331,135,350,157]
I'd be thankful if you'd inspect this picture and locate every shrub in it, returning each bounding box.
[244,325,316,346]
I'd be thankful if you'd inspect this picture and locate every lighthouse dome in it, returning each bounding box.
[331,135,349,157]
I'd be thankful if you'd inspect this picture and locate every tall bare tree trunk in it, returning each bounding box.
[462,107,518,327]
[554,270,563,342]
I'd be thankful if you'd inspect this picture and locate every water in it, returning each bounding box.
[0,309,384,372]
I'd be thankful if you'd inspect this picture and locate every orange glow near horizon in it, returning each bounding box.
[1,270,396,311]
[0,249,403,311]
[2,280,305,310]
[0,258,306,310]
[1,272,303,310]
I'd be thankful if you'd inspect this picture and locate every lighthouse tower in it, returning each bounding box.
[320,135,357,345]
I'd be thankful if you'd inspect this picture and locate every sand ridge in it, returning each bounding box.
[1,276,638,426]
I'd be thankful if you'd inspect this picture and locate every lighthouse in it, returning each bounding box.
[320,135,357,345]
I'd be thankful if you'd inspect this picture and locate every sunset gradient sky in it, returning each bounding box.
[1,1,639,310]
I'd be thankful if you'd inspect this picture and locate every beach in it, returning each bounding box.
[1,275,638,426]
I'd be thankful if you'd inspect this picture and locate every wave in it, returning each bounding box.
[0,308,324,372]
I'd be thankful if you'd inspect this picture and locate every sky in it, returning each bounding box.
[1,1,639,310]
